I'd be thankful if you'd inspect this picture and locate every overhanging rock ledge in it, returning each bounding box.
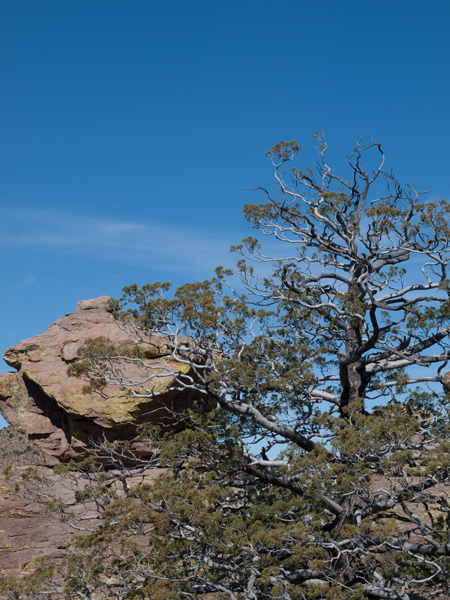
[0,296,199,465]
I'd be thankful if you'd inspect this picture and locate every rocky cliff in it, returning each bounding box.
[0,456,167,578]
[0,296,196,577]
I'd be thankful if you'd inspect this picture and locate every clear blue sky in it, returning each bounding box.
[1,1,449,428]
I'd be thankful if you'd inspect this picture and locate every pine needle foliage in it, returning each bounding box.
[3,133,450,599]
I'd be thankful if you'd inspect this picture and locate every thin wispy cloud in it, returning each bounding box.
[23,273,36,286]
[5,206,432,285]
[0,208,245,276]
[8,273,37,290]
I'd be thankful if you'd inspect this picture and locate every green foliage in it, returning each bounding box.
[3,134,450,599]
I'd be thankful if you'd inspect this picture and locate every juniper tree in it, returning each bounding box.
[3,134,450,600]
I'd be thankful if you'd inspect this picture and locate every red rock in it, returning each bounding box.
[0,465,167,578]
[0,467,76,578]
[0,297,200,464]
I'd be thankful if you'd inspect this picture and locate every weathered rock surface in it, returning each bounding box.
[0,466,78,578]
[0,464,167,579]
[0,297,199,464]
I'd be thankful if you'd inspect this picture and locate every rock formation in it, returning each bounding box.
[0,296,200,465]
[0,460,167,579]
[0,466,75,578]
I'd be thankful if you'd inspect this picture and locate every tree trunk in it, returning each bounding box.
[339,272,371,416]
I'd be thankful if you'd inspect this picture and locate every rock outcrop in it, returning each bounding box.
[0,467,74,578]
[0,297,199,465]
[0,462,167,579]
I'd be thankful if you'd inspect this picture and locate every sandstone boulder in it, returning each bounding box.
[0,297,200,464]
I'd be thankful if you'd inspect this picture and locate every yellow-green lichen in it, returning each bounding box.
[159,357,192,372]
[133,340,172,359]
[59,389,96,416]
[58,361,194,426]
[0,373,29,433]
[3,350,30,370]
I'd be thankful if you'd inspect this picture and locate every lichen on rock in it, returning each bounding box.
[0,297,200,464]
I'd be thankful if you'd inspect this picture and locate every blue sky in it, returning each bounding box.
[1,1,450,428]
